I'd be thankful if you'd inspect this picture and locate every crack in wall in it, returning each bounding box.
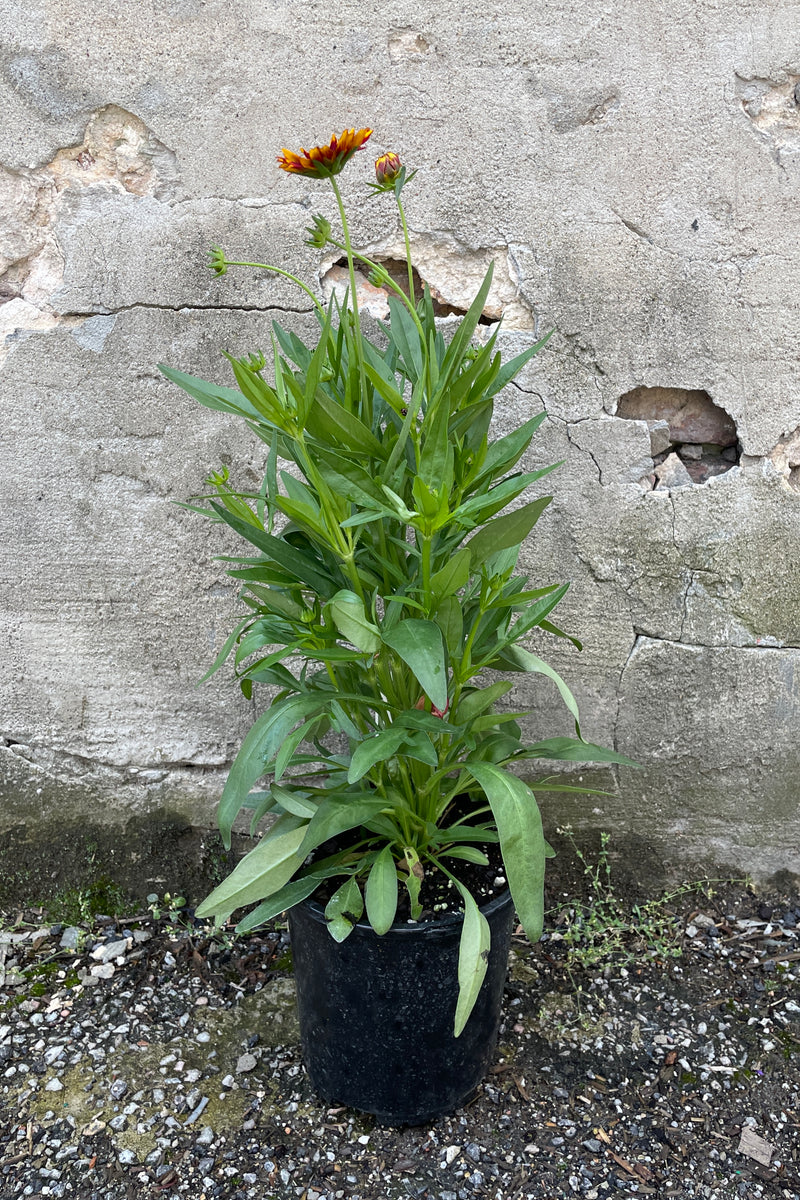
[62,301,316,318]
[565,422,603,483]
[1,738,233,787]
[611,210,654,246]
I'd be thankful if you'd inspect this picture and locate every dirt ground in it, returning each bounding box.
[0,853,797,1200]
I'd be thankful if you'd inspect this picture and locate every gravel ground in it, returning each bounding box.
[0,877,798,1200]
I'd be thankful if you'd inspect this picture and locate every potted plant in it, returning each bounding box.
[160,128,629,1124]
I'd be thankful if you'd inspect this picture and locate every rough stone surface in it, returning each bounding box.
[654,451,694,490]
[1,1,799,887]
[617,387,739,448]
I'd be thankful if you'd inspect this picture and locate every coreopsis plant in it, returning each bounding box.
[161,129,629,1034]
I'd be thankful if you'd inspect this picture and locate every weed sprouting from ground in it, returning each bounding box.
[45,874,128,927]
[550,827,748,971]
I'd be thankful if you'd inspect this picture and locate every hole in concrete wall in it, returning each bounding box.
[323,257,495,324]
[616,386,740,488]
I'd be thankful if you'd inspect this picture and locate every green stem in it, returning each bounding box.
[395,192,415,307]
[421,535,432,610]
[324,238,424,333]
[221,260,325,316]
[328,176,370,427]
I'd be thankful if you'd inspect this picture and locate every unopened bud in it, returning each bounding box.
[208,245,228,276]
[368,263,390,288]
[305,213,332,249]
[375,152,402,186]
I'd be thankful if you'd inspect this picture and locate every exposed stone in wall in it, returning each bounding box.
[616,386,740,490]
[768,425,800,492]
[320,235,535,329]
[0,106,179,366]
[737,71,800,155]
[388,27,434,61]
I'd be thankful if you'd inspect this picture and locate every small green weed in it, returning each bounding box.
[551,827,740,970]
[46,875,128,926]
[146,892,187,924]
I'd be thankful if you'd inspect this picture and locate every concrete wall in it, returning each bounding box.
[1,0,798,886]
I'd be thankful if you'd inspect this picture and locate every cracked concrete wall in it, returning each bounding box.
[1,0,798,884]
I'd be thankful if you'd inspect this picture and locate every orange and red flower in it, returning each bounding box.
[277,128,373,178]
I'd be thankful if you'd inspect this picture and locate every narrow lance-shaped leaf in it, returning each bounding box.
[296,793,390,860]
[365,845,398,935]
[513,737,639,766]
[466,497,552,568]
[209,502,338,597]
[158,364,264,421]
[437,263,495,393]
[452,879,491,1038]
[218,695,329,846]
[235,864,349,932]
[488,647,581,735]
[464,761,546,944]
[194,814,307,922]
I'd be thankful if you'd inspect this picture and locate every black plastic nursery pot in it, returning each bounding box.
[288,888,514,1125]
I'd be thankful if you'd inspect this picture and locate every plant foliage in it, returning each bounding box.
[160,142,633,1035]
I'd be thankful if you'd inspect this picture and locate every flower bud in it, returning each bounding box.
[374,152,402,187]
[368,263,390,289]
[208,245,228,276]
[305,214,331,249]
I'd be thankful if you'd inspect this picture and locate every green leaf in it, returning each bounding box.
[401,847,423,919]
[325,876,364,942]
[438,264,494,392]
[464,762,545,944]
[393,708,460,734]
[470,413,547,488]
[484,331,553,399]
[452,880,491,1038]
[488,647,580,733]
[198,617,253,684]
[218,695,328,845]
[244,586,304,621]
[306,389,387,459]
[270,784,317,819]
[234,864,346,931]
[455,682,513,725]
[466,497,552,568]
[382,619,448,713]
[434,595,463,661]
[273,721,318,781]
[296,793,389,860]
[347,727,408,784]
[194,814,307,921]
[398,729,439,768]
[327,590,381,654]
[515,737,639,766]
[430,549,471,603]
[365,845,398,935]
[158,364,263,421]
[209,502,337,596]
[440,846,490,865]
[387,295,423,383]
